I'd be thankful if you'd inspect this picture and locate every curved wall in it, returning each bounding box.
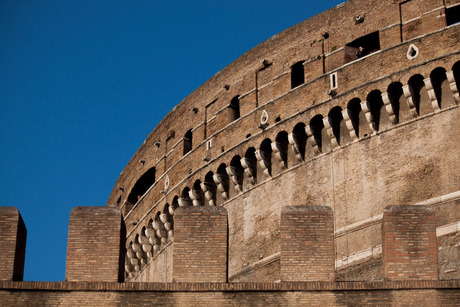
[106,0,460,282]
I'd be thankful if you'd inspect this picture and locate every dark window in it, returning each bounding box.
[259,139,273,176]
[430,67,447,107]
[292,123,307,160]
[291,61,305,88]
[183,129,192,155]
[344,31,380,63]
[127,167,156,204]
[229,155,244,191]
[227,96,240,123]
[367,90,384,131]
[244,147,258,184]
[203,171,217,206]
[309,115,324,152]
[347,98,362,137]
[446,5,460,26]
[275,131,289,167]
[387,82,403,121]
[408,74,425,115]
[328,106,343,144]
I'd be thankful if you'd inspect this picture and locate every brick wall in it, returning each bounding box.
[0,280,459,306]
[281,206,334,281]
[173,206,228,282]
[65,206,125,282]
[0,207,27,281]
[382,205,438,280]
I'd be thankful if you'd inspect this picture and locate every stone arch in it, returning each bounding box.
[179,187,192,207]
[345,98,370,139]
[153,211,168,245]
[256,138,273,179]
[202,171,217,206]
[127,166,156,206]
[450,61,460,104]
[453,61,460,89]
[430,67,456,109]
[139,226,152,259]
[327,106,345,146]
[133,233,146,266]
[385,82,405,123]
[242,147,258,188]
[289,122,307,163]
[307,114,324,155]
[145,218,160,254]
[126,241,139,275]
[407,74,430,116]
[170,196,179,215]
[272,131,289,172]
[161,205,174,240]
[228,155,244,196]
[190,180,205,206]
[366,90,385,132]
[214,163,230,204]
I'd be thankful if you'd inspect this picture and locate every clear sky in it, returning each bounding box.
[0,0,344,282]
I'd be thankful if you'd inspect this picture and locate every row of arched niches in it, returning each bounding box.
[124,61,460,280]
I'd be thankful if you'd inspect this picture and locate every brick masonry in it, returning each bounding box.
[107,0,460,285]
[0,280,459,306]
[173,206,228,282]
[65,206,125,282]
[0,0,459,304]
[0,207,27,281]
[281,205,335,281]
[382,205,438,281]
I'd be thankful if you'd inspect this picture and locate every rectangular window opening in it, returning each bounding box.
[344,31,380,64]
[446,5,460,26]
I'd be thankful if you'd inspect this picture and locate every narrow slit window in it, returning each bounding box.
[330,72,338,89]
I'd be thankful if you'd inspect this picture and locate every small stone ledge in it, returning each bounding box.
[1,280,459,292]
[384,204,434,213]
[281,205,332,214]
[175,205,227,216]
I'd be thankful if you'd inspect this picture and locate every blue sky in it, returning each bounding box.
[0,0,343,282]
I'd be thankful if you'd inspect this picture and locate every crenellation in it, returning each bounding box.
[0,207,27,281]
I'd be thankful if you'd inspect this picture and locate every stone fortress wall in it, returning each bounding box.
[106,0,460,283]
[1,0,460,305]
